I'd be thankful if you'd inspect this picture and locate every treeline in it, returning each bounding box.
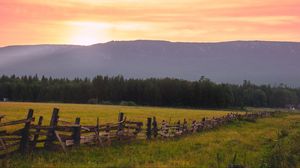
[0,75,299,108]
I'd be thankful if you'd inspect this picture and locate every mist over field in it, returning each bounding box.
[1,40,300,86]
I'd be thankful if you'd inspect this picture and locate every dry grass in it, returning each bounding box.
[1,102,299,167]
[0,102,235,125]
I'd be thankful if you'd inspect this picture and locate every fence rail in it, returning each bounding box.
[0,108,278,158]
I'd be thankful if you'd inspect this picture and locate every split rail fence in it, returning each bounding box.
[0,108,277,158]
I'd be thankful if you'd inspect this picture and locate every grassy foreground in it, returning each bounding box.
[1,102,300,168]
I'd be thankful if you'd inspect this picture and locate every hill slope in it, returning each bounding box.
[0,40,300,86]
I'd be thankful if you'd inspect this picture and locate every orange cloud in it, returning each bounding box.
[1,0,300,46]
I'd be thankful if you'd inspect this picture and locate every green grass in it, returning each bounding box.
[1,102,300,168]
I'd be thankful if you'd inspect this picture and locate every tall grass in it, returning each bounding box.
[1,102,299,167]
[0,102,238,129]
[2,113,299,167]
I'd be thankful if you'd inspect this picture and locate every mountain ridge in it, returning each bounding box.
[1,40,300,86]
[3,40,300,48]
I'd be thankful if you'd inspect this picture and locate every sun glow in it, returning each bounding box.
[68,22,110,45]
[2,0,300,46]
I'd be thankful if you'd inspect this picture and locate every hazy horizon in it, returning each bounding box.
[2,39,300,48]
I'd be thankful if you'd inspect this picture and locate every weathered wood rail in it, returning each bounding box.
[0,108,278,158]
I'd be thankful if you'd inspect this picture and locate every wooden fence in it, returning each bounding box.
[0,108,277,158]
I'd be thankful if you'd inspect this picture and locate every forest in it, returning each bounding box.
[0,75,299,108]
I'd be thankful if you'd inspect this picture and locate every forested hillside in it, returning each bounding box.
[0,75,299,108]
[1,40,300,86]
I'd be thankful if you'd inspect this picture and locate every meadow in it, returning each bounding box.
[0,102,299,168]
[0,102,236,126]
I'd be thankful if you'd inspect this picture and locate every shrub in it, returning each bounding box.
[101,101,114,105]
[260,129,299,168]
[87,98,98,104]
[120,101,137,106]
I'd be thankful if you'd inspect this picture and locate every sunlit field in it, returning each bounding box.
[0,102,237,126]
[4,111,300,167]
[1,102,300,167]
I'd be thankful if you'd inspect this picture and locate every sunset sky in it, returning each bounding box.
[1,0,300,46]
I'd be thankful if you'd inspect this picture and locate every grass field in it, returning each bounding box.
[0,102,238,126]
[1,102,300,168]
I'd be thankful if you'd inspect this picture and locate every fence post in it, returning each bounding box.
[117,112,125,140]
[31,116,43,150]
[72,117,81,146]
[96,117,99,132]
[152,117,158,138]
[146,117,152,140]
[118,112,124,131]
[176,120,181,133]
[19,109,34,154]
[0,138,8,167]
[45,108,59,150]
[95,117,103,146]
[105,123,111,145]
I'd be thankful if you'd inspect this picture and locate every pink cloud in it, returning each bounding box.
[1,0,299,46]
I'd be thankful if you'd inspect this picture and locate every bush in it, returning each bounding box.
[260,129,299,168]
[101,101,114,105]
[278,129,289,139]
[120,101,137,106]
[87,98,98,104]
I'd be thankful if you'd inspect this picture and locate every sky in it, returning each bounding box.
[1,0,300,46]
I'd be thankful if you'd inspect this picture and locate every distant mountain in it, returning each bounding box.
[0,40,300,86]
